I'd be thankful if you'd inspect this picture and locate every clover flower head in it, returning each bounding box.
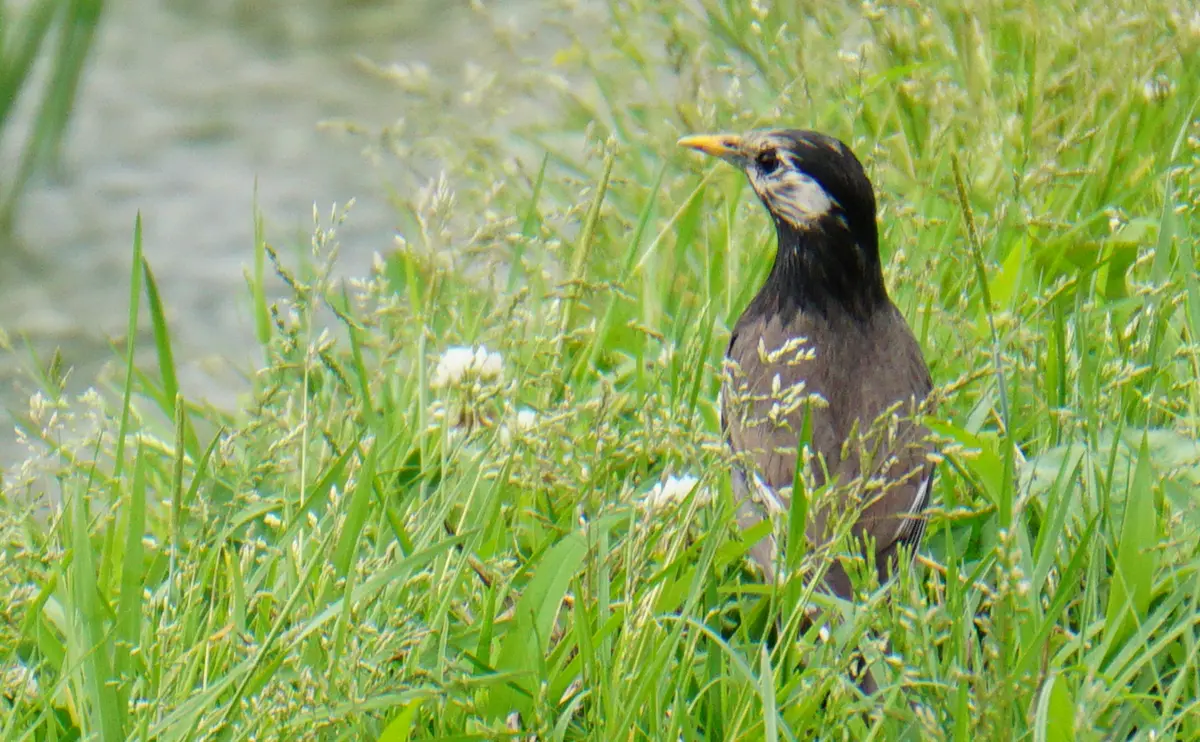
[430,345,503,389]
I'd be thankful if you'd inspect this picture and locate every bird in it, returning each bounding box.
[678,128,934,691]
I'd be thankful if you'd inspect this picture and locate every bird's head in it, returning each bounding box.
[678,129,877,246]
[679,128,887,319]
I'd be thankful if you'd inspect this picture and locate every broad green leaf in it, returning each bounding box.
[989,234,1028,313]
[1033,672,1076,742]
[487,532,588,718]
[1104,432,1159,658]
[376,699,424,742]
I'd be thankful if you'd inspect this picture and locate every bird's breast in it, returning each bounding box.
[722,311,856,488]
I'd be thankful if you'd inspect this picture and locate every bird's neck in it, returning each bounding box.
[754,216,889,323]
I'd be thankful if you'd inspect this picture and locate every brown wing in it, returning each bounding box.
[723,303,933,595]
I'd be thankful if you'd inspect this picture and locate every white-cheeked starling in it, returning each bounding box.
[679,129,935,638]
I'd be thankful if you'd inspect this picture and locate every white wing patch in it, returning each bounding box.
[890,469,932,547]
[750,471,787,517]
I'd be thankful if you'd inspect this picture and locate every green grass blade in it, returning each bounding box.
[68,477,124,738]
[113,212,144,479]
[250,193,272,348]
[114,442,148,716]
[1103,432,1159,660]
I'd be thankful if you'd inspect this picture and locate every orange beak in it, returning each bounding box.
[677,133,747,164]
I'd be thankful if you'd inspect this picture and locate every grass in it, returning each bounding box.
[2,0,1200,738]
[0,0,104,234]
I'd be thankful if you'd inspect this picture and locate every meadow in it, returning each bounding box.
[3,0,1200,739]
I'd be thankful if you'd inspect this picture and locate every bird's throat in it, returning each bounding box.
[752,217,889,324]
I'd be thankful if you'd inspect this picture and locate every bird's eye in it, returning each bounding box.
[756,150,781,174]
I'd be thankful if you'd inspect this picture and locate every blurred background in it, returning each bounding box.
[0,0,551,463]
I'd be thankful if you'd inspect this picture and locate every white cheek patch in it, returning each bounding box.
[754,168,838,228]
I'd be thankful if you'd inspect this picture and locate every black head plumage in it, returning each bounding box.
[680,128,889,321]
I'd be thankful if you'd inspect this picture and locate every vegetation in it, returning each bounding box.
[3,0,1200,738]
[0,0,104,234]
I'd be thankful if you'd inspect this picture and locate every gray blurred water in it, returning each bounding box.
[0,0,524,464]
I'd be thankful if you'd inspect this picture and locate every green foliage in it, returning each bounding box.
[0,0,104,233]
[3,0,1200,739]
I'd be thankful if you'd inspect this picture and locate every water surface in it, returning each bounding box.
[1,0,526,464]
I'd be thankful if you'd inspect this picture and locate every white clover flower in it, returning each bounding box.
[499,407,538,445]
[430,345,503,389]
[642,475,711,512]
[514,408,537,430]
